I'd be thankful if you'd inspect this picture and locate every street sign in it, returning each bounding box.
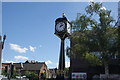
[72,72,87,80]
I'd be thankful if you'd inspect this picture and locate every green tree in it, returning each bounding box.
[24,71,38,80]
[2,70,8,76]
[2,69,19,79]
[67,2,118,77]
[83,53,102,66]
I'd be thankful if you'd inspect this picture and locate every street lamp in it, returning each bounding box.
[0,35,6,79]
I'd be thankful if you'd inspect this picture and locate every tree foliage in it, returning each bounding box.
[83,53,102,66]
[24,71,38,80]
[67,2,118,76]
[2,69,19,78]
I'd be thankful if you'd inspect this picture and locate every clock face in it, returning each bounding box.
[56,22,66,32]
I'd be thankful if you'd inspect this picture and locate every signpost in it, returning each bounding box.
[0,36,2,80]
[0,35,6,79]
[72,72,87,80]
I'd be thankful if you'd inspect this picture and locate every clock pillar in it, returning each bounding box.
[59,38,65,71]
[57,34,68,79]
[55,14,69,79]
[58,33,68,71]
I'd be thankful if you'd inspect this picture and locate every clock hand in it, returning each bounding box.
[60,25,63,27]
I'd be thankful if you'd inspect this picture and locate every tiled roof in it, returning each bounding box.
[13,63,45,70]
[2,62,46,71]
[23,63,43,70]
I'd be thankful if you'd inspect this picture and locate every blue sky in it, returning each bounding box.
[1,0,119,2]
[2,2,118,68]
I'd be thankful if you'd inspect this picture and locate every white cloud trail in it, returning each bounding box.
[29,46,36,52]
[45,60,53,65]
[9,43,28,53]
[14,56,28,60]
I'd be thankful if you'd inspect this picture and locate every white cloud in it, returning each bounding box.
[45,60,53,65]
[2,59,3,62]
[29,46,36,52]
[90,0,94,2]
[9,43,28,53]
[14,56,28,60]
[5,60,16,63]
[65,62,70,68]
[100,6,106,11]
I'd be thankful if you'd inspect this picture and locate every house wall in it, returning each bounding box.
[39,64,49,79]
[2,62,49,79]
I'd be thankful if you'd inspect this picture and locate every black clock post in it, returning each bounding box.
[54,14,69,79]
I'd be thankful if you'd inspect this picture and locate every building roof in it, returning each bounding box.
[23,63,43,70]
[2,60,47,71]
[13,62,45,71]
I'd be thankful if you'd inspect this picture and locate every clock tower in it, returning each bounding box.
[54,13,69,78]
[55,14,68,39]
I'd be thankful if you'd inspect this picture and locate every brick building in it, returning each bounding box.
[2,60,49,79]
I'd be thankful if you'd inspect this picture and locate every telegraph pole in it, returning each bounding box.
[0,35,6,79]
[118,1,120,57]
[0,36,2,77]
[0,0,2,79]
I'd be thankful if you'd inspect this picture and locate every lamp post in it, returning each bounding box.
[0,35,6,79]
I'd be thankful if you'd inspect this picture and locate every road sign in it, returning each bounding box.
[72,72,87,80]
